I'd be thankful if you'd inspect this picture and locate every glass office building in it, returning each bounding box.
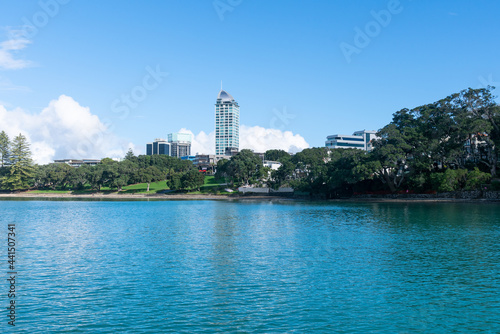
[325,130,377,151]
[215,90,239,156]
[168,132,192,158]
[146,139,170,156]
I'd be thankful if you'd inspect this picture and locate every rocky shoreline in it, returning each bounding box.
[350,190,500,202]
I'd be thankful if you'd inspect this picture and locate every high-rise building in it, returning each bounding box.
[146,139,170,156]
[215,90,239,156]
[168,132,192,158]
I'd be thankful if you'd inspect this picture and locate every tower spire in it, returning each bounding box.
[221,80,222,91]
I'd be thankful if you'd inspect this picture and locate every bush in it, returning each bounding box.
[490,179,500,191]
[431,168,491,192]
[408,173,430,193]
[464,168,491,190]
[431,169,465,192]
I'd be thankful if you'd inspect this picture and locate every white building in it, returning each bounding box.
[325,130,377,152]
[215,89,240,156]
[53,159,101,167]
[263,160,281,170]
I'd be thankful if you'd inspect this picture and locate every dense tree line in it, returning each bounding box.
[217,87,500,197]
[0,144,205,192]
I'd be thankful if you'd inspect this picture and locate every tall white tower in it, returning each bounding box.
[215,90,239,156]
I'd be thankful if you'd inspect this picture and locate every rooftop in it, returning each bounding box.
[217,90,234,102]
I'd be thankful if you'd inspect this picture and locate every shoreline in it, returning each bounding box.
[0,192,284,201]
[0,192,499,203]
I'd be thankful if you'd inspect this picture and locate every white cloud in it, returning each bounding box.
[240,125,309,153]
[0,97,309,165]
[180,125,309,155]
[178,128,215,155]
[0,95,132,164]
[0,29,32,70]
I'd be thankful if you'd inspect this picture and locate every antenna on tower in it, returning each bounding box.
[220,80,223,90]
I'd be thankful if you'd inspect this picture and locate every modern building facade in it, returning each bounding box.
[147,134,192,157]
[146,139,170,156]
[325,130,377,151]
[168,132,192,158]
[215,90,239,156]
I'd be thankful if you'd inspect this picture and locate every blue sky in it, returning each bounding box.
[0,0,499,163]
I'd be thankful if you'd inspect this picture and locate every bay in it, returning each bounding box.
[1,199,499,333]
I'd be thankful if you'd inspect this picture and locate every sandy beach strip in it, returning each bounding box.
[0,192,291,201]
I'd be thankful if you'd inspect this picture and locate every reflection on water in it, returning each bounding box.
[1,200,499,333]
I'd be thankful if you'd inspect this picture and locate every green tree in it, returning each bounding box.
[412,98,464,169]
[465,168,491,190]
[135,165,163,192]
[430,168,491,192]
[1,134,35,191]
[88,164,105,191]
[101,160,120,190]
[124,148,135,160]
[325,148,380,196]
[221,149,264,186]
[372,123,413,192]
[167,172,182,190]
[66,164,91,190]
[39,163,73,189]
[268,160,295,190]
[0,131,10,167]
[113,160,136,191]
[180,170,205,191]
[452,87,500,176]
[290,147,330,195]
[215,158,230,182]
[264,149,291,162]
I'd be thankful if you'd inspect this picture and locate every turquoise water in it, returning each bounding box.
[1,200,500,333]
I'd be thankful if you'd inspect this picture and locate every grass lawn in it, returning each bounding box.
[120,180,169,194]
[28,190,71,194]
[31,181,170,195]
[29,177,226,195]
[188,176,231,194]
[204,176,222,186]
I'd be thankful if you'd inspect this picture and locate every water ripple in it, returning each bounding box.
[0,200,499,333]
